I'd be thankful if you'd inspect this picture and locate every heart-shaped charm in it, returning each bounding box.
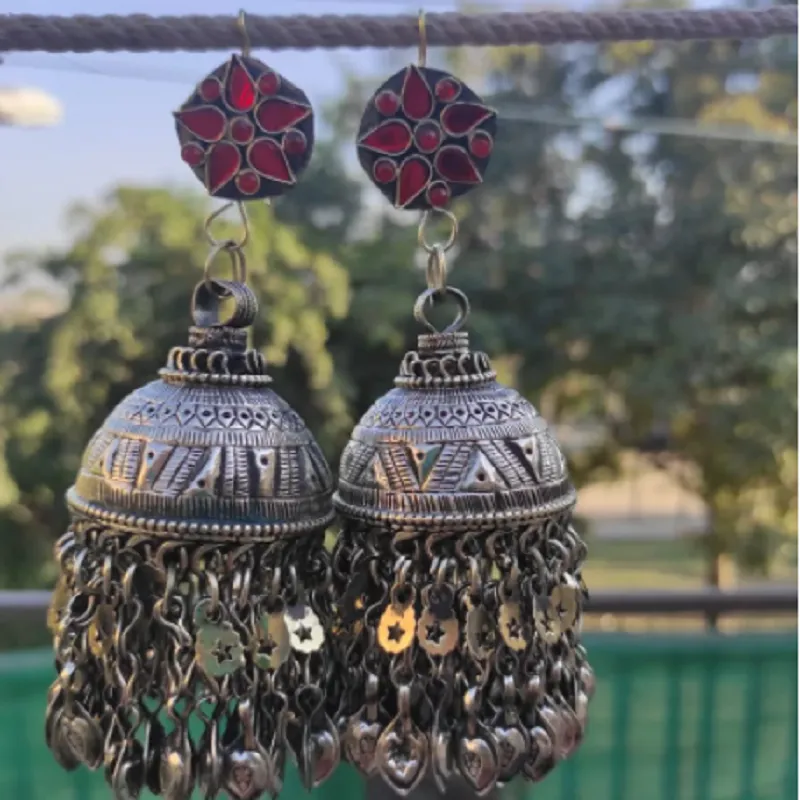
[493,725,529,782]
[53,707,104,770]
[575,690,590,737]
[539,703,570,761]
[110,742,145,800]
[430,723,454,793]
[344,718,382,776]
[580,664,596,698]
[196,722,223,799]
[305,726,340,788]
[376,721,429,796]
[522,726,555,782]
[457,734,498,796]
[225,750,271,800]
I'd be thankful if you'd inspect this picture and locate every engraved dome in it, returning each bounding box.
[334,332,575,530]
[67,324,334,541]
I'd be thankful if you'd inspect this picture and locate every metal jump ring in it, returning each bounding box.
[426,244,448,292]
[204,201,250,250]
[413,285,471,334]
[191,279,259,329]
[418,209,458,254]
[203,240,248,288]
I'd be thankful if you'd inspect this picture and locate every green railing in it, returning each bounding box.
[1,632,796,800]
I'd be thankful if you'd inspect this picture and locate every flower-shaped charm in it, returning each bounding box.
[356,65,497,210]
[174,54,314,201]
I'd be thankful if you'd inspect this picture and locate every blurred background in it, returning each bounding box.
[0,0,796,798]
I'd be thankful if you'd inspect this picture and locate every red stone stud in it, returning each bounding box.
[435,78,461,103]
[375,90,400,116]
[283,129,307,155]
[230,117,255,145]
[257,71,280,96]
[427,182,450,208]
[236,171,261,195]
[468,131,493,159]
[181,142,205,167]
[414,122,441,154]
[373,158,396,184]
[199,78,221,103]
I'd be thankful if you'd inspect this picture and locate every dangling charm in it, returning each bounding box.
[333,12,593,794]
[46,17,339,800]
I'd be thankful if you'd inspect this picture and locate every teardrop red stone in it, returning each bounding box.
[256,99,311,134]
[434,146,481,184]
[359,121,412,155]
[441,103,494,137]
[226,60,256,111]
[175,106,226,142]
[249,138,294,184]
[401,66,434,121]
[396,156,432,207]
[205,142,241,195]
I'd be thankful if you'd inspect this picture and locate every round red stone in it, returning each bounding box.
[375,90,400,116]
[435,78,460,102]
[282,129,307,155]
[181,143,205,166]
[415,123,441,153]
[258,71,280,96]
[236,170,260,195]
[199,78,221,102]
[427,182,450,208]
[469,131,493,159]
[373,158,396,184]
[230,117,254,144]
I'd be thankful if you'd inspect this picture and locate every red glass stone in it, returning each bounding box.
[257,71,280,96]
[359,120,412,155]
[435,78,461,103]
[373,158,396,184]
[175,106,226,143]
[434,146,481,184]
[181,142,205,167]
[401,66,434,121]
[248,138,294,184]
[199,78,221,102]
[375,90,400,116]
[256,98,312,134]
[414,122,441,154]
[396,156,432,208]
[282,129,307,155]
[469,131,493,159]
[205,141,242,195]
[236,171,260,195]
[225,58,257,111]
[230,117,255,144]
[427,182,450,208]
[441,103,494,137]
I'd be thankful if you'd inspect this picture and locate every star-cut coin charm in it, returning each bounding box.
[174,54,314,200]
[356,64,497,210]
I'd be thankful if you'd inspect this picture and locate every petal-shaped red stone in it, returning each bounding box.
[441,103,494,137]
[358,120,412,155]
[248,138,295,185]
[434,146,481,184]
[205,141,242,195]
[175,106,226,143]
[225,57,257,111]
[256,98,312,134]
[402,66,434,121]
[396,156,432,208]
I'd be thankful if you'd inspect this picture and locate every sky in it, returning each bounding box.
[0,0,728,259]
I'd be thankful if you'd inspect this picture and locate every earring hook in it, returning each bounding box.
[417,9,427,68]
[237,9,251,58]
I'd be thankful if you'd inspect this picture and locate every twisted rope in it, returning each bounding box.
[0,7,796,53]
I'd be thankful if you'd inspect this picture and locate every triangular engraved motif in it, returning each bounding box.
[367,452,391,490]
[461,450,504,493]
[299,447,325,493]
[510,436,542,482]
[406,444,443,489]
[101,439,120,481]
[136,442,173,490]
[184,447,222,497]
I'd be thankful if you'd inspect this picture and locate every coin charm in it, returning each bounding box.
[283,604,324,654]
[253,611,290,669]
[377,603,416,654]
[498,602,527,651]
[417,608,458,656]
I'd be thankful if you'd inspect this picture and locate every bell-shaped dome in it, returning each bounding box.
[335,331,575,530]
[68,288,333,541]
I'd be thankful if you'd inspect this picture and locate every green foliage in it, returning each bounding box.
[0,17,795,587]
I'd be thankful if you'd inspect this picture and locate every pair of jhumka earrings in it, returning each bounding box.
[46,15,593,800]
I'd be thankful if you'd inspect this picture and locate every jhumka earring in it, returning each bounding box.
[331,13,595,796]
[45,17,340,800]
